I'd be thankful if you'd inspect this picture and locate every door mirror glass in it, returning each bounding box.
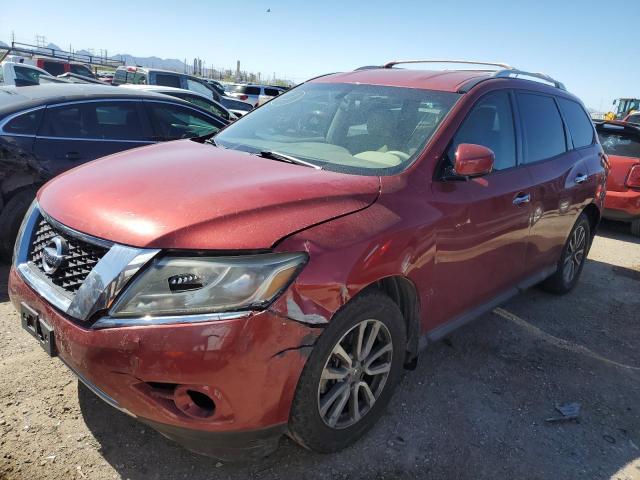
[454,143,494,177]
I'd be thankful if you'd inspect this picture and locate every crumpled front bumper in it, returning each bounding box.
[8,266,320,459]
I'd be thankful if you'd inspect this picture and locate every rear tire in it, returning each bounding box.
[540,213,591,295]
[631,219,640,237]
[288,292,406,453]
[0,187,37,261]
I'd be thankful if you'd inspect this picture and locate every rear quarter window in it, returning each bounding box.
[155,73,182,88]
[557,98,594,148]
[2,109,44,135]
[517,93,566,163]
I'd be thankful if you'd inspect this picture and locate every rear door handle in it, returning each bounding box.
[574,174,588,184]
[65,151,81,160]
[513,193,531,206]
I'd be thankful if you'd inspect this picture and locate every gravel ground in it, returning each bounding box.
[0,220,638,480]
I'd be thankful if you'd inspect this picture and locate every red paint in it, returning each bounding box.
[454,143,494,176]
[10,68,606,452]
[38,141,379,250]
[604,154,640,219]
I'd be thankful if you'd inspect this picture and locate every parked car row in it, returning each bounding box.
[6,60,610,461]
[0,84,227,256]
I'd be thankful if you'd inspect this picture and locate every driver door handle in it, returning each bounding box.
[574,174,588,184]
[513,192,531,206]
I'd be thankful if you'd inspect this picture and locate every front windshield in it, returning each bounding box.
[215,82,459,175]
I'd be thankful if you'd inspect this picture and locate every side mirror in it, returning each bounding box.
[454,143,495,177]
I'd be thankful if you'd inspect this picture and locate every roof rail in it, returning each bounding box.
[492,68,566,90]
[383,59,513,70]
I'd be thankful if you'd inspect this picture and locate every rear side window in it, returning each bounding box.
[42,61,65,76]
[517,93,566,163]
[557,98,594,148]
[146,102,221,140]
[3,109,44,135]
[40,102,145,140]
[264,88,280,97]
[450,91,517,170]
[246,86,261,96]
[155,73,182,88]
[14,66,43,86]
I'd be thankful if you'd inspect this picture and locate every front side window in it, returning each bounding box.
[598,130,640,158]
[3,109,44,135]
[70,64,94,78]
[90,103,144,140]
[177,94,229,120]
[517,93,566,163]
[147,103,220,140]
[215,82,459,175]
[186,78,214,100]
[557,97,594,149]
[449,91,516,171]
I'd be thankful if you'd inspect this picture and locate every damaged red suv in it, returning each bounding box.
[9,61,607,460]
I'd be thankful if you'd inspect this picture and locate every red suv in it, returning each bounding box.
[9,61,607,460]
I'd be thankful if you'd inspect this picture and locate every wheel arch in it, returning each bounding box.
[581,202,601,240]
[365,276,421,369]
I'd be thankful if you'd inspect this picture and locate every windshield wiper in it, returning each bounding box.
[257,150,321,169]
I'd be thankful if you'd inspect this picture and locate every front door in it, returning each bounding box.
[430,90,534,328]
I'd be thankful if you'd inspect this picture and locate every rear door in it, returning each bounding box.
[517,92,593,275]
[34,100,153,176]
[431,90,534,326]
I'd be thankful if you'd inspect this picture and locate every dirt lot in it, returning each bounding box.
[0,220,638,480]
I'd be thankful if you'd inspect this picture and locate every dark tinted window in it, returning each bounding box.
[598,131,640,158]
[155,73,182,88]
[42,61,65,76]
[264,88,280,97]
[626,114,640,126]
[14,66,43,86]
[3,109,44,135]
[450,91,516,170]
[89,103,144,139]
[557,98,594,148]
[174,94,229,120]
[41,102,145,140]
[70,64,94,77]
[147,103,220,140]
[246,86,261,96]
[518,93,566,163]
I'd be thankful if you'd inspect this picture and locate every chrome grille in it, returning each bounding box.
[29,217,109,293]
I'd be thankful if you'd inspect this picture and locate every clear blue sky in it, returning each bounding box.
[1,0,637,110]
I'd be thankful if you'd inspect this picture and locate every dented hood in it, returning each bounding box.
[38,140,380,250]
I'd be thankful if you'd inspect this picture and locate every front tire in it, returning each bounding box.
[541,213,591,294]
[288,291,406,453]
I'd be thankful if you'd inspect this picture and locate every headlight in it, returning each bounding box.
[109,253,307,318]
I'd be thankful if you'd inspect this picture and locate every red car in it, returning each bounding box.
[596,121,640,235]
[9,60,606,460]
